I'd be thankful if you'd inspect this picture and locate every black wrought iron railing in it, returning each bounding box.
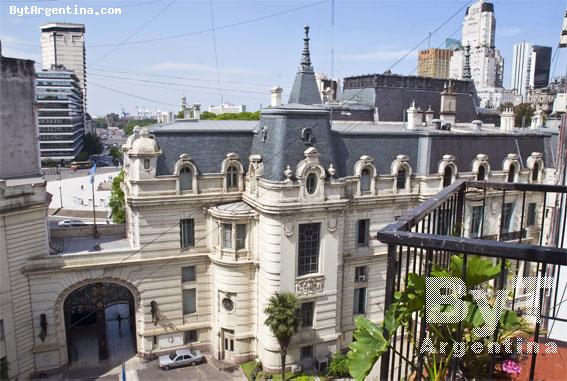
[376,180,567,381]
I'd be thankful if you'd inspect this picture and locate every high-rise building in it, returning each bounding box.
[511,43,552,98]
[449,0,504,90]
[40,23,87,112]
[531,45,552,89]
[36,69,85,163]
[418,48,453,79]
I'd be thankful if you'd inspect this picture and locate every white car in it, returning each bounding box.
[58,219,88,227]
[158,349,204,370]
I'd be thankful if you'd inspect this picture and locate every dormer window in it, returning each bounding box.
[396,168,407,190]
[507,164,516,183]
[532,162,539,182]
[226,165,239,189]
[477,165,486,181]
[360,168,371,193]
[443,167,453,187]
[180,167,193,190]
[144,159,150,170]
[306,173,318,195]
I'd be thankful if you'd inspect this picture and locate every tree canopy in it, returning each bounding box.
[123,119,157,135]
[109,170,126,223]
[200,111,260,120]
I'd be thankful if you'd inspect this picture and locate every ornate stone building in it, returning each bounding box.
[1,28,559,378]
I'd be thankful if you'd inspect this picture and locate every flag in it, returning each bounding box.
[89,163,97,184]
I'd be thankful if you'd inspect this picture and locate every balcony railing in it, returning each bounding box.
[376,180,567,381]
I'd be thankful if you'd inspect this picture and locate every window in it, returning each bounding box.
[182,266,196,282]
[236,224,247,250]
[227,165,239,188]
[507,164,516,183]
[502,202,515,233]
[355,266,368,282]
[180,219,195,248]
[470,205,484,238]
[222,223,232,249]
[298,223,321,276]
[354,287,367,315]
[437,208,452,235]
[182,289,196,315]
[180,167,193,191]
[184,330,198,344]
[300,345,313,360]
[306,173,318,195]
[527,203,537,226]
[360,168,371,193]
[532,162,540,182]
[396,168,407,190]
[144,159,150,170]
[300,302,314,327]
[356,219,370,247]
[443,166,453,187]
[477,165,486,181]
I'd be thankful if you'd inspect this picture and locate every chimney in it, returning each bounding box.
[500,108,515,132]
[271,86,283,107]
[440,81,456,126]
[192,104,201,120]
[406,101,420,130]
[425,105,434,126]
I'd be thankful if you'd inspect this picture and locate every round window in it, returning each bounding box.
[222,298,234,311]
[306,173,318,195]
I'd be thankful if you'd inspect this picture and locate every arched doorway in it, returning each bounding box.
[64,282,136,367]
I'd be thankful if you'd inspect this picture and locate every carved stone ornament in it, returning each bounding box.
[295,275,325,297]
[283,223,294,237]
[327,218,337,232]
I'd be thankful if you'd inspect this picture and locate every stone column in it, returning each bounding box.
[96,301,109,360]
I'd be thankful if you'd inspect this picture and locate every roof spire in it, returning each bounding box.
[463,45,471,81]
[300,25,313,72]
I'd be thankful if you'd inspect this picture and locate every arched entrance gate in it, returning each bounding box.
[64,282,136,366]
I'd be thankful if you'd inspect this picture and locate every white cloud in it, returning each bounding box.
[499,27,523,38]
[338,49,418,62]
[149,61,259,75]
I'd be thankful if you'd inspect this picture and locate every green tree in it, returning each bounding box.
[94,117,108,129]
[82,133,103,156]
[264,292,301,381]
[200,111,260,120]
[109,170,126,223]
[514,103,534,127]
[123,119,157,135]
[177,110,185,119]
[109,146,122,164]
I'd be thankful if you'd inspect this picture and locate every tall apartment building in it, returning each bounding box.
[36,70,85,163]
[418,48,453,79]
[511,43,552,98]
[40,23,87,112]
[449,0,504,90]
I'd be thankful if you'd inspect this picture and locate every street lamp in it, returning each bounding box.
[56,165,63,209]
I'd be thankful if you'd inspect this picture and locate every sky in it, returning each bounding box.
[1,0,566,116]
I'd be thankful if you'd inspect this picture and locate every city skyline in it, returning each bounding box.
[1,0,566,116]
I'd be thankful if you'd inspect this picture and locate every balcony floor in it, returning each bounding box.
[514,339,567,381]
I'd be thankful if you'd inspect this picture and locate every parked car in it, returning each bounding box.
[58,219,88,227]
[158,349,204,370]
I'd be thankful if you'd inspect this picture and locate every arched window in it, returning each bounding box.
[443,167,453,187]
[180,167,193,190]
[360,168,371,193]
[532,162,539,182]
[477,165,486,181]
[396,168,407,190]
[226,165,239,189]
[507,164,516,183]
[306,173,318,194]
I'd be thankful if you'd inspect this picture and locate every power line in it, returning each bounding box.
[90,81,178,106]
[89,0,176,67]
[209,0,224,105]
[88,0,328,48]
[89,72,269,95]
[387,0,472,72]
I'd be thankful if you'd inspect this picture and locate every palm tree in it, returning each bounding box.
[264,292,301,381]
